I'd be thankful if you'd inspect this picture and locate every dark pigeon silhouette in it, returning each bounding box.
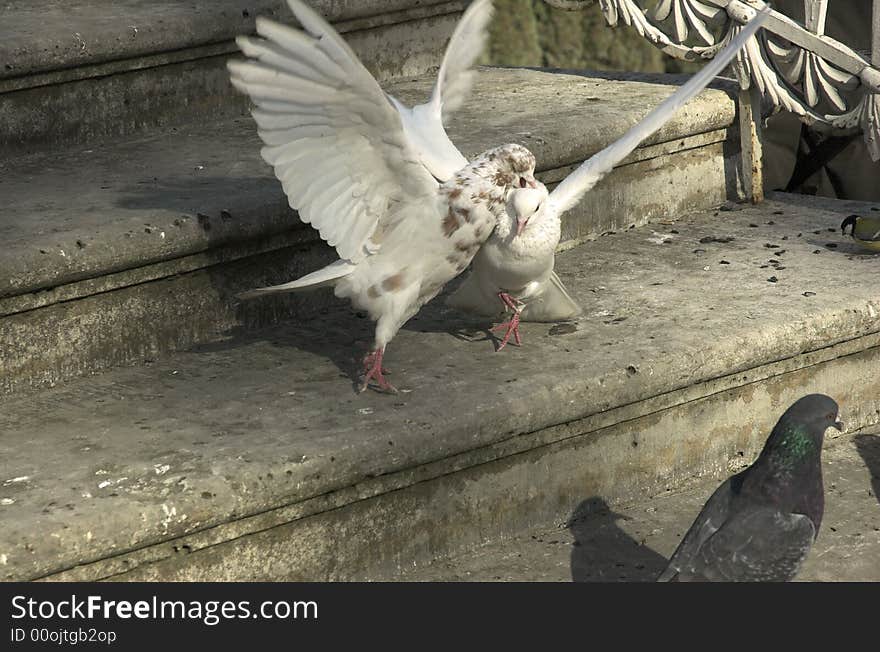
[658,394,843,582]
[568,497,668,582]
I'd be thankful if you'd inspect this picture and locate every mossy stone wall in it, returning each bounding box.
[488,0,695,73]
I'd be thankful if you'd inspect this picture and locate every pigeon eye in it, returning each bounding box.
[519,177,527,188]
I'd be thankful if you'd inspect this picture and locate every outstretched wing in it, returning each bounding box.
[392,0,494,181]
[546,7,770,218]
[228,0,439,263]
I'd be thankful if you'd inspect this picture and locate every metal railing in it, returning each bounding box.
[543,0,880,199]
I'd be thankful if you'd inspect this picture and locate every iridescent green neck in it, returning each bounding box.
[773,424,818,467]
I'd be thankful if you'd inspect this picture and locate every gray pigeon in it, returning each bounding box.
[658,394,843,582]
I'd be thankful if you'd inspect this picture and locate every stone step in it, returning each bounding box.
[2,193,879,581]
[0,67,743,396]
[397,430,880,582]
[0,0,468,155]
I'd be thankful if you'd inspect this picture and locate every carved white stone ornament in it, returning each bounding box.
[542,0,880,161]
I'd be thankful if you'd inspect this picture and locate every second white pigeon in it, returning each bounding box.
[447,7,770,350]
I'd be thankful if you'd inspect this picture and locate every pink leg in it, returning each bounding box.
[359,347,398,394]
[491,292,524,351]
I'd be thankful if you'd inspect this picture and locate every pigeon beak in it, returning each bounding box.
[528,178,539,189]
[833,418,844,432]
[516,216,529,237]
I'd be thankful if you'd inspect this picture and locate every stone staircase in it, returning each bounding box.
[1,1,879,581]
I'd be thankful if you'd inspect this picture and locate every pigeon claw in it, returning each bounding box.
[493,292,525,351]
[360,348,398,394]
[491,313,522,351]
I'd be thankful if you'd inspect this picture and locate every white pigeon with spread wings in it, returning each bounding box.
[229,0,540,392]
[447,8,771,350]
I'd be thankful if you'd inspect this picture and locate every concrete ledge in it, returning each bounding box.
[2,195,880,580]
[1,4,467,154]
[0,0,464,82]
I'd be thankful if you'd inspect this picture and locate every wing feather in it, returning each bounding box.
[234,35,336,85]
[657,478,735,581]
[253,18,347,81]
[547,8,770,217]
[228,0,438,263]
[693,508,815,581]
[251,110,336,130]
[434,0,495,115]
[390,0,494,181]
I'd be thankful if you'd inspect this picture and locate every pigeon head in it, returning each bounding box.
[779,394,843,435]
[762,394,843,464]
[509,183,549,236]
[473,143,539,194]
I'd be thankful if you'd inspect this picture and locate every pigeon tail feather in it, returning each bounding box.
[237,259,356,299]
[520,271,582,322]
[446,271,582,322]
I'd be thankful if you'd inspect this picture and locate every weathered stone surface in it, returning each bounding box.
[1,195,879,581]
[0,4,466,154]
[0,69,739,300]
[0,0,465,80]
[0,69,742,394]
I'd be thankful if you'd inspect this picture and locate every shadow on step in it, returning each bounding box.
[855,434,880,508]
[194,267,501,391]
[114,174,298,246]
[192,304,376,393]
[193,293,496,393]
[567,497,668,582]
[401,288,498,346]
[116,176,277,213]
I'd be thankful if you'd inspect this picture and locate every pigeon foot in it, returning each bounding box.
[492,292,524,351]
[359,348,398,394]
